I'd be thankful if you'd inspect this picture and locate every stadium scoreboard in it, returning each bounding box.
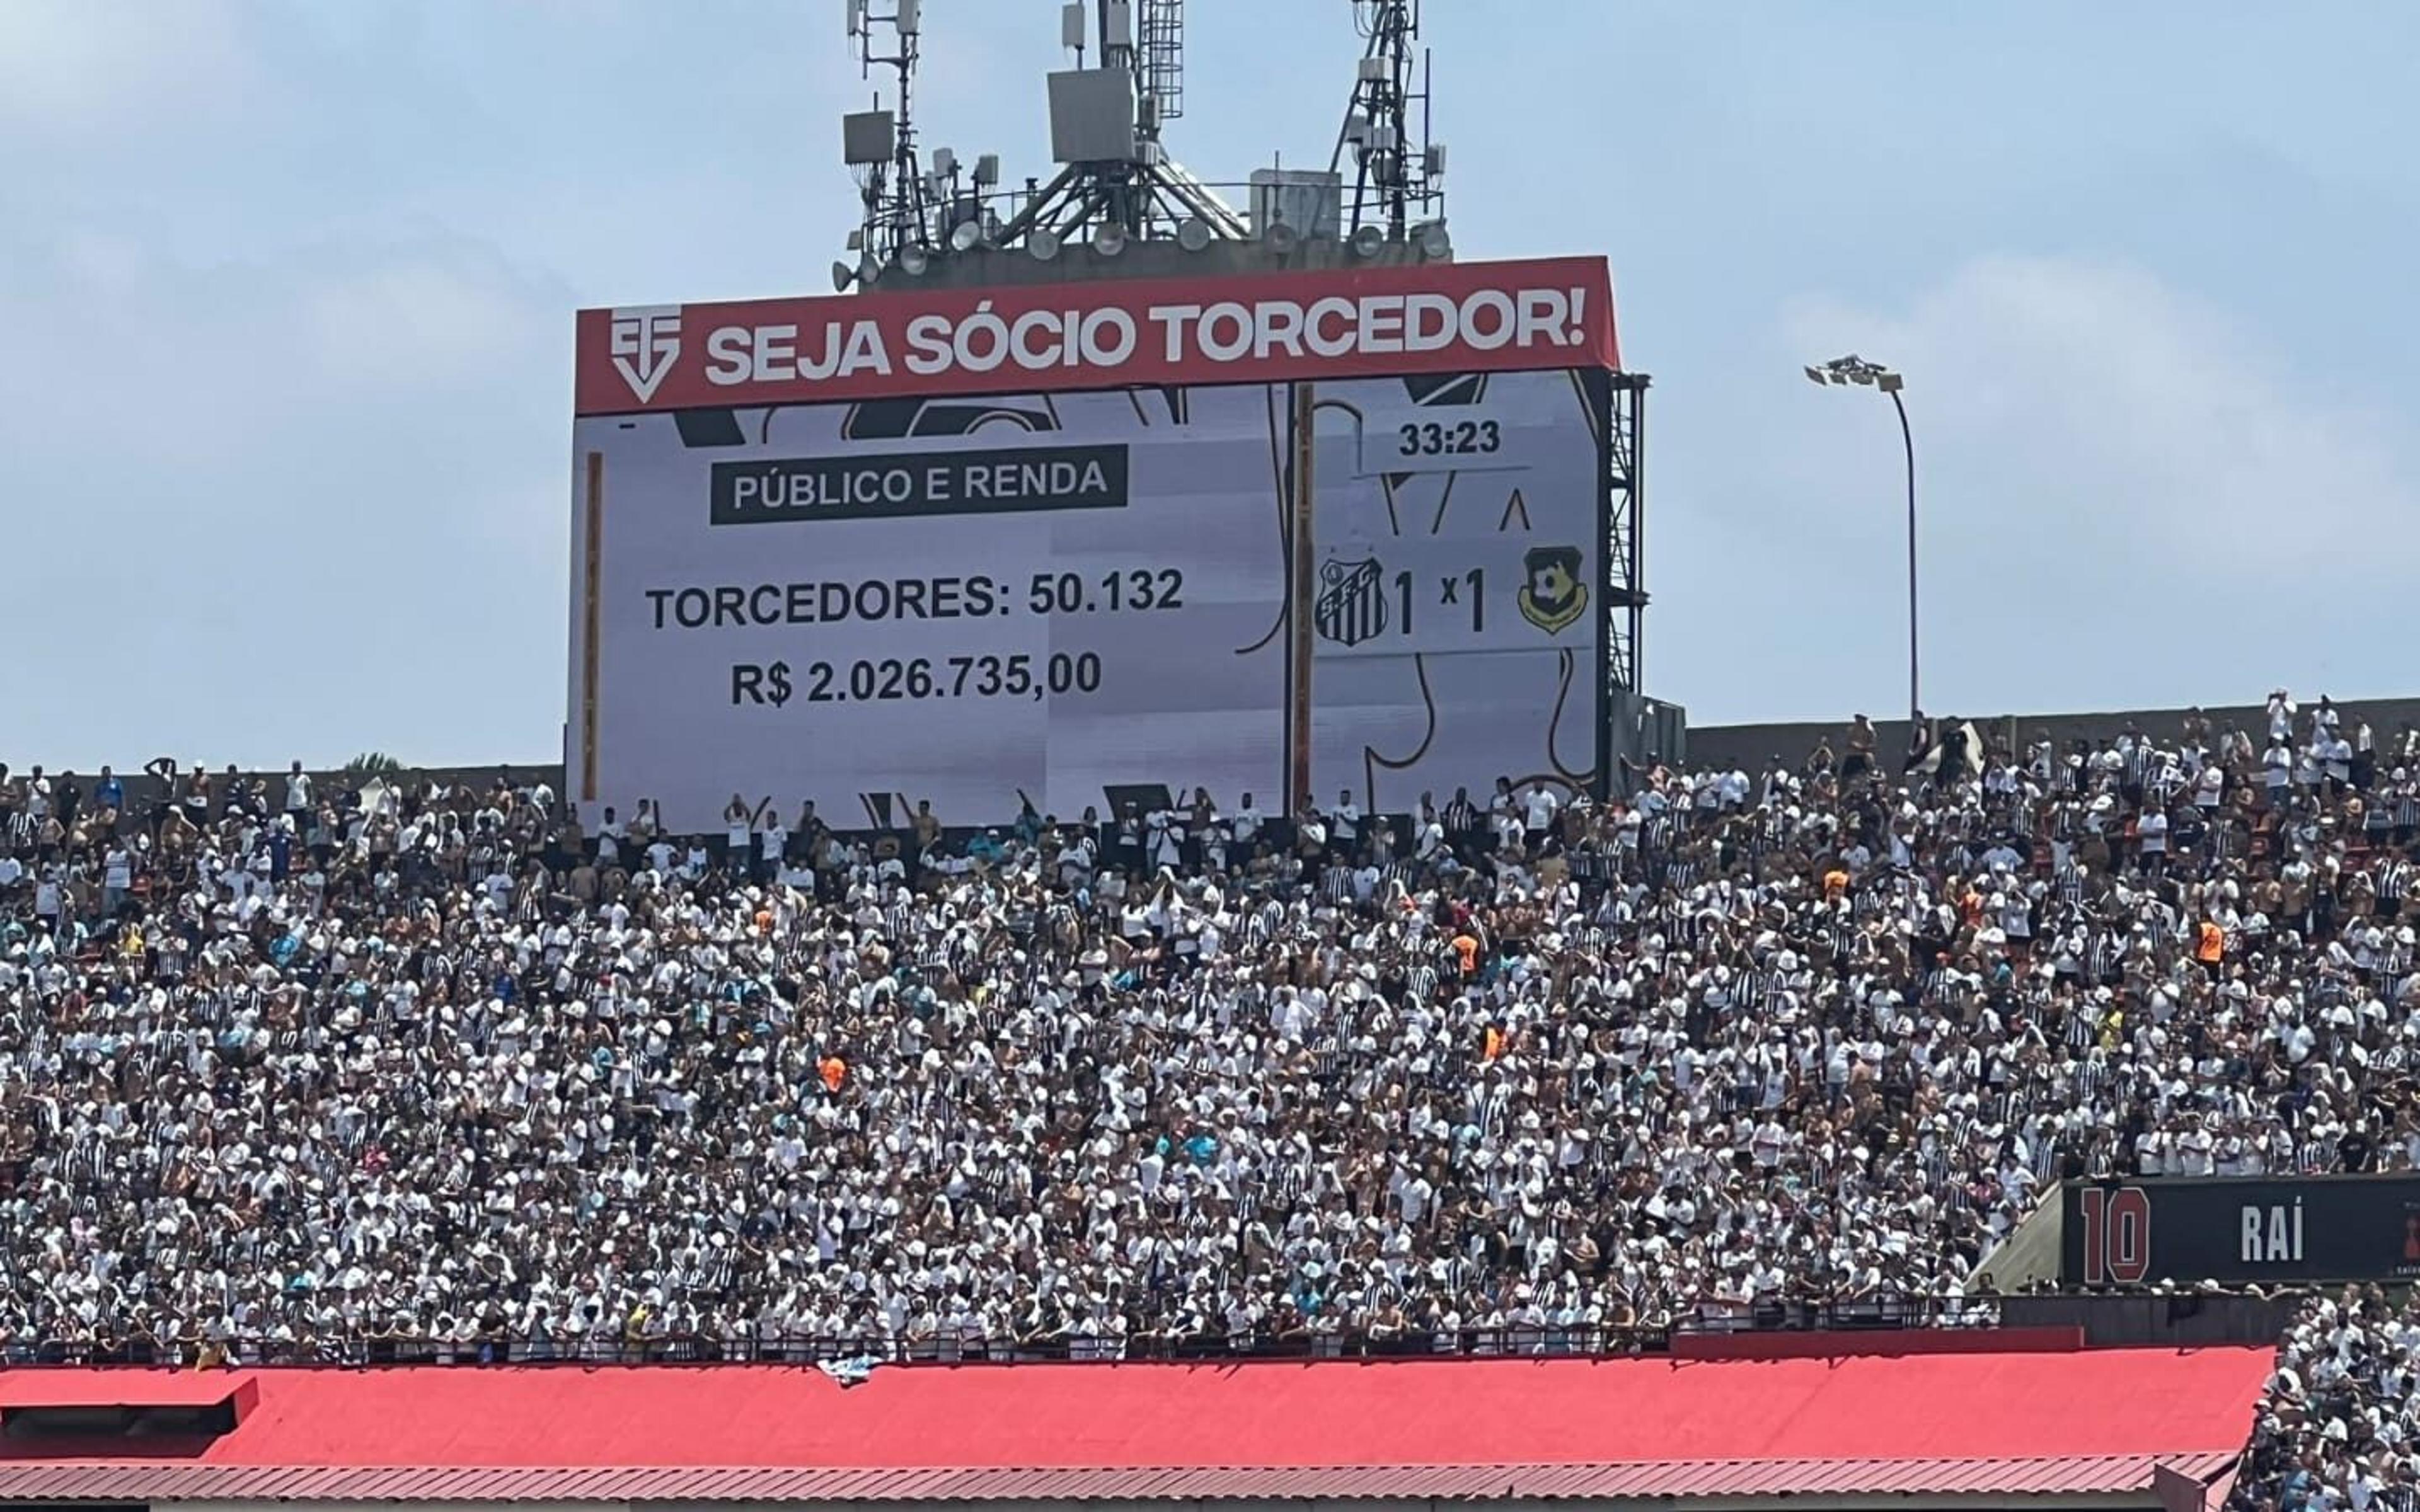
[569,258,1622,835]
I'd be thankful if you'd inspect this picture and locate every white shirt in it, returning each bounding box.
[1523,789,1559,830]
[1150,816,1185,867]
[2177,1127,2215,1176]
[2267,694,2294,741]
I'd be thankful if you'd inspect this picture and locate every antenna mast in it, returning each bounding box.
[1331,0,1446,246]
[984,0,1244,255]
[839,0,939,279]
[831,1,1461,286]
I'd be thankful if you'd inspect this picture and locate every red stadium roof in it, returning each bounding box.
[0,1453,2249,1506]
[0,1345,2274,1504]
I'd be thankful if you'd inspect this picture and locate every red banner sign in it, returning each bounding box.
[574,255,1618,414]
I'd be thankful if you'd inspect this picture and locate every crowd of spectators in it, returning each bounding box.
[2,691,2417,1496]
[2233,1286,2420,1511]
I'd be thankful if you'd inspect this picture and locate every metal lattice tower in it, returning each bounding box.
[1606,377,1649,697]
[967,0,1246,258]
[1139,0,1185,123]
[841,0,940,274]
[831,0,1456,285]
[1332,0,1444,241]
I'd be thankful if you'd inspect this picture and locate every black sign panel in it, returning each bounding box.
[2062,1175,2420,1286]
[710,445,1129,525]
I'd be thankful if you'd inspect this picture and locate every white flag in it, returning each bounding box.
[817,1354,881,1389]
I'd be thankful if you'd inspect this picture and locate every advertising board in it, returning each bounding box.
[569,258,1620,834]
[2063,1175,2420,1287]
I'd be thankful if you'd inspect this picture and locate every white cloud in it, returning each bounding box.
[299,259,548,388]
[1651,255,2418,724]
[1785,257,2413,573]
[0,0,257,129]
[0,227,559,458]
[0,224,570,767]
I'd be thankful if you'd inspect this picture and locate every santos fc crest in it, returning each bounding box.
[1315,557,1388,647]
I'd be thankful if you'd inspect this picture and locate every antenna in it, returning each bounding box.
[1329,0,1446,245]
[841,1,1361,282]
[841,0,936,272]
[979,1,1245,260]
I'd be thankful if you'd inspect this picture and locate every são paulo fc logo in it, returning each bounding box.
[1315,557,1388,647]
[608,306,682,403]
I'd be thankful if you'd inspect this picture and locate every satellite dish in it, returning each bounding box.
[1028,228,1064,263]
[1177,218,1213,253]
[899,244,931,277]
[857,253,881,285]
[1350,224,1386,259]
[831,260,856,292]
[1266,220,1299,254]
[1415,220,1453,261]
[949,219,984,254]
[1093,222,1128,258]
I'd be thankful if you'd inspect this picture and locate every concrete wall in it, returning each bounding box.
[1685,696,2420,774]
[11,762,562,820]
[23,692,2417,823]
[1974,1180,2066,1293]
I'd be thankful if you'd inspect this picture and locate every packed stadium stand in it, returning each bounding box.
[3,688,2417,1508]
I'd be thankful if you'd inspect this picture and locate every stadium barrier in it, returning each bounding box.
[2000,1290,2307,1348]
[0,1297,2310,1370]
[0,1326,1670,1368]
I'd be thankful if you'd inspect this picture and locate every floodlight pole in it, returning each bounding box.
[1889,384,1916,738]
[1807,355,1920,733]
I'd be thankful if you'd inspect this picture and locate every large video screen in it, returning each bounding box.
[568,258,1620,833]
[1305,367,1612,816]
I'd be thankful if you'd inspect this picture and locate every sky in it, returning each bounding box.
[4,0,2417,768]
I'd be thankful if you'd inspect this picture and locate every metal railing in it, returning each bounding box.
[1666,1293,2005,1336]
[14,1292,2345,1371]
[0,1323,1685,1370]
